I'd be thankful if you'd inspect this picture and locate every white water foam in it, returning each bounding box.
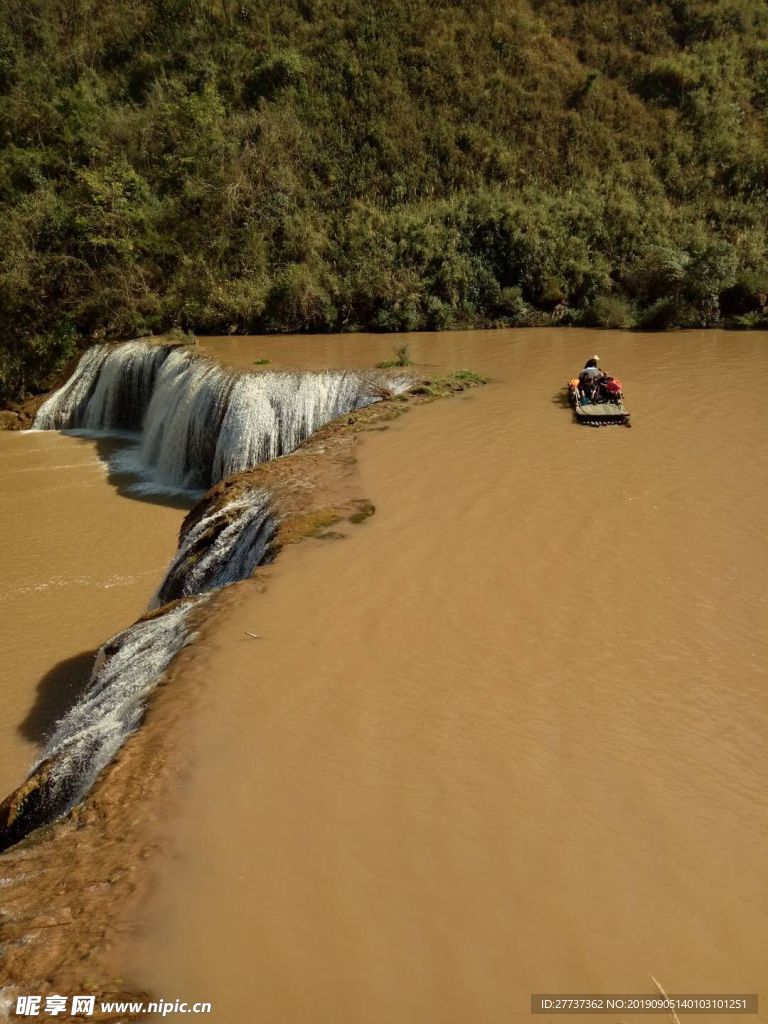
[33,341,410,493]
[151,488,277,608]
[35,600,202,815]
[34,341,174,433]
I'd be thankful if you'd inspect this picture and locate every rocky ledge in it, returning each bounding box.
[0,368,485,1013]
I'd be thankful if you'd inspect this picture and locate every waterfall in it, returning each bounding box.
[1,339,412,850]
[39,601,200,797]
[33,341,409,493]
[0,601,202,851]
[34,341,177,433]
[0,485,278,850]
[151,487,277,608]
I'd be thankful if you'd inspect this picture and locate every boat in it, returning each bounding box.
[567,376,630,426]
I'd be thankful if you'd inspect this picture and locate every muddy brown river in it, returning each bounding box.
[2,328,766,1022]
[0,432,183,797]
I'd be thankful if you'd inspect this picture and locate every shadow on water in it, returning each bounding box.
[11,434,191,753]
[18,649,97,745]
[552,388,572,408]
[92,436,196,512]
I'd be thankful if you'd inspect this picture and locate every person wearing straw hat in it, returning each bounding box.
[579,355,601,383]
[579,355,604,401]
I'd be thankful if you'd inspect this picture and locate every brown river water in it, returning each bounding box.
[1,328,766,1021]
[139,328,765,1022]
[0,432,183,797]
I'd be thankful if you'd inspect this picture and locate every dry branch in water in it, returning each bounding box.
[649,973,682,1024]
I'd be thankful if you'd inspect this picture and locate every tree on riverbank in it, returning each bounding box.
[1,0,768,402]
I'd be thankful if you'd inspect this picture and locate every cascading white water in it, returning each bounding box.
[0,484,277,847]
[33,341,409,493]
[1,339,411,849]
[34,341,176,433]
[22,601,202,831]
[151,488,277,608]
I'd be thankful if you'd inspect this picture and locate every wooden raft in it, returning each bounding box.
[573,400,629,424]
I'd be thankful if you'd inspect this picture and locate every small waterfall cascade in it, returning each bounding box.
[38,601,200,798]
[34,341,410,492]
[151,487,277,608]
[34,341,178,433]
[0,485,279,849]
[0,602,202,851]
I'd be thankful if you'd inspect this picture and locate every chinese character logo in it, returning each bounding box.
[71,995,96,1015]
[15,996,41,1017]
[43,996,67,1016]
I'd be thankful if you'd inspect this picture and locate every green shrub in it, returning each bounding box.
[725,312,768,330]
[393,343,411,366]
[685,242,738,301]
[377,341,413,368]
[264,264,335,331]
[451,369,486,385]
[720,271,768,316]
[637,297,692,331]
[0,320,80,404]
[246,50,305,103]
[539,277,567,309]
[423,296,454,331]
[628,246,690,302]
[636,57,700,108]
[582,295,634,329]
[373,301,421,333]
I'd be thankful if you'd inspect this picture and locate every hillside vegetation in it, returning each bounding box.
[1,0,768,402]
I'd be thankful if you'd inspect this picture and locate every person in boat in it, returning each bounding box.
[600,375,623,402]
[590,356,623,402]
[578,356,604,399]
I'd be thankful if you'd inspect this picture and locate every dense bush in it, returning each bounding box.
[720,271,768,315]
[1,0,768,403]
[637,297,694,331]
[582,296,635,330]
